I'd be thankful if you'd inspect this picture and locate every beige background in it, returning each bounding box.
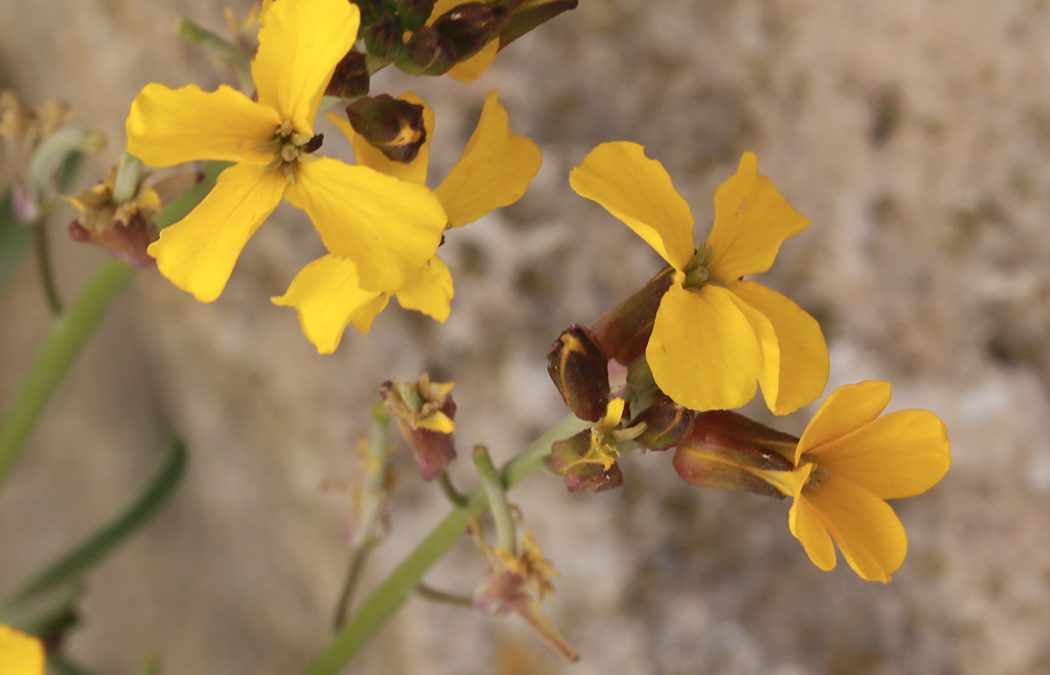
[2,1,1050,673]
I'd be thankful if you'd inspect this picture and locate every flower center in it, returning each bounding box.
[803,463,830,492]
[263,120,323,181]
[682,245,712,290]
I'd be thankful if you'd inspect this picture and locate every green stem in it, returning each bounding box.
[415,583,473,608]
[437,471,468,507]
[10,439,187,602]
[0,260,133,486]
[32,220,63,315]
[302,414,587,675]
[472,445,516,555]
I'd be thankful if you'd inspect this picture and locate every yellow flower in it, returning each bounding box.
[783,381,950,582]
[274,90,541,353]
[0,624,45,675]
[126,0,446,302]
[570,142,828,414]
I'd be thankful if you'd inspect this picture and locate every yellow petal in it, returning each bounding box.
[126,83,280,167]
[788,494,836,572]
[327,91,434,186]
[147,164,287,302]
[795,381,892,463]
[395,256,454,322]
[285,157,446,292]
[705,152,810,280]
[0,624,45,675]
[272,254,390,354]
[417,410,455,433]
[434,91,542,228]
[647,283,761,411]
[807,410,950,500]
[252,0,360,134]
[803,477,908,583]
[448,39,499,82]
[727,280,828,415]
[569,142,695,270]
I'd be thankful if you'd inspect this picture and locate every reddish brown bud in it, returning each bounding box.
[546,324,609,422]
[432,2,509,61]
[672,446,785,499]
[629,399,695,450]
[397,26,457,75]
[549,430,623,493]
[345,95,427,163]
[498,0,578,49]
[325,51,371,99]
[363,11,404,60]
[590,266,674,365]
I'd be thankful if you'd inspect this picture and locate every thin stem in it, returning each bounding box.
[332,404,390,630]
[302,414,587,675]
[415,583,473,608]
[473,445,516,555]
[438,471,469,507]
[0,261,133,486]
[32,220,63,315]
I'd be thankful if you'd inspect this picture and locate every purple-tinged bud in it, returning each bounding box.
[498,0,578,49]
[433,2,509,61]
[590,266,674,366]
[630,399,695,451]
[345,95,427,163]
[549,430,623,493]
[325,51,371,99]
[397,26,457,75]
[671,411,802,499]
[547,324,610,422]
[379,376,457,480]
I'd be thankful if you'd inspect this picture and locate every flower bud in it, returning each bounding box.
[432,2,509,61]
[590,266,674,365]
[546,324,609,422]
[499,0,578,48]
[345,95,427,163]
[325,51,371,99]
[379,375,457,480]
[354,0,394,26]
[397,26,457,75]
[549,429,623,493]
[629,399,695,450]
[672,411,800,499]
[363,11,404,61]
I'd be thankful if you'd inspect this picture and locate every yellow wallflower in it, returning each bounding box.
[782,380,950,582]
[0,624,45,675]
[274,91,542,353]
[126,0,446,302]
[570,142,829,414]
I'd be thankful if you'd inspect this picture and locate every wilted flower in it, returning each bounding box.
[380,374,457,480]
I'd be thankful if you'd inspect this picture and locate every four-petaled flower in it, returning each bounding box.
[783,380,950,582]
[126,0,446,302]
[570,143,829,415]
[273,90,541,353]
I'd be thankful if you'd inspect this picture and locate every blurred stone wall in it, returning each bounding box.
[2,1,1050,673]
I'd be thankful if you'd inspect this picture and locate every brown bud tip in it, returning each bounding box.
[432,2,509,61]
[546,324,610,422]
[550,430,624,493]
[591,266,675,365]
[346,94,427,163]
[325,50,371,99]
[629,399,695,450]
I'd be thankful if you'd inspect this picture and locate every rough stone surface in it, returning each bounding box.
[2,1,1050,674]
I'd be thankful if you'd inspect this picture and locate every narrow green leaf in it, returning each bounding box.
[10,439,188,602]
